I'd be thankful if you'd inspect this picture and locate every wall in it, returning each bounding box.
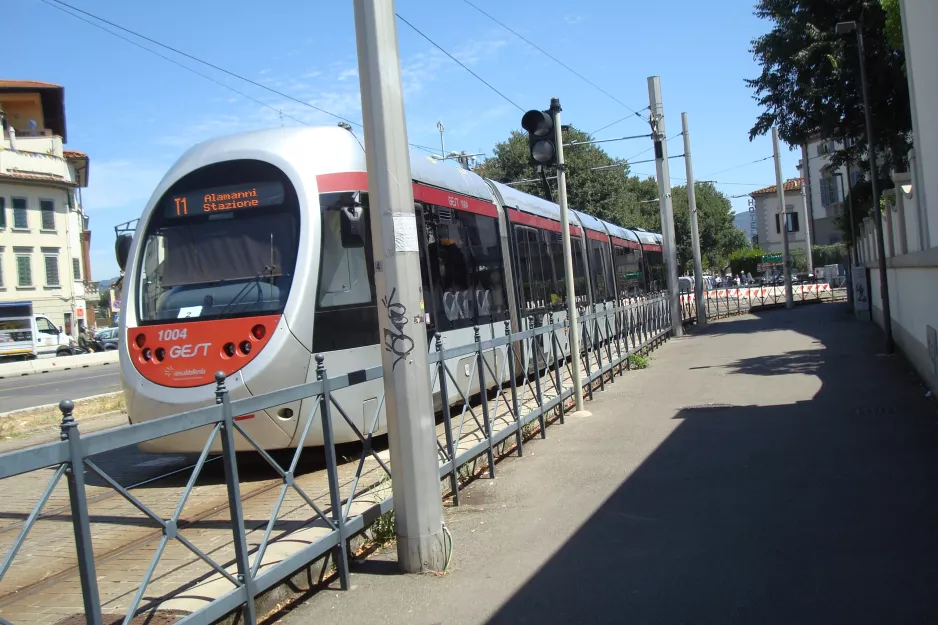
[753,191,809,253]
[0,94,45,133]
[869,266,938,393]
[901,0,937,248]
[862,0,938,393]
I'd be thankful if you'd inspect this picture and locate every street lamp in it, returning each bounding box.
[836,19,893,353]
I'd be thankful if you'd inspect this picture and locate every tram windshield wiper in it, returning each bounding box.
[216,264,276,318]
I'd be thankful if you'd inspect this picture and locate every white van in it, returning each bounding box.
[0,302,73,360]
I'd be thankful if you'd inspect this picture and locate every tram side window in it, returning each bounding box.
[589,238,614,302]
[313,192,379,352]
[539,230,562,308]
[613,245,642,298]
[513,225,548,312]
[549,231,589,306]
[425,206,508,331]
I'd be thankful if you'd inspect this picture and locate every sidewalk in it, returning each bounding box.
[279,303,938,625]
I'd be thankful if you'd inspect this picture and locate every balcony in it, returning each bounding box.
[1,132,63,157]
[0,145,74,184]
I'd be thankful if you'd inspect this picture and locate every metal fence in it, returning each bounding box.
[678,280,848,324]
[0,293,673,625]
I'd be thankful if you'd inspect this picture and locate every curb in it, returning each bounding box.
[0,391,123,419]
[0,353,118,380]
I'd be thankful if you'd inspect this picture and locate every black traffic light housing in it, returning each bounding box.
[521,98,561,166]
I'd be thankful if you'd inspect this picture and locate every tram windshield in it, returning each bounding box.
[136,160,300,323]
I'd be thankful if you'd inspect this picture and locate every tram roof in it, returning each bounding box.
[633,229,659,245]
[606,223,641,243]
[571,209,608,237]
[410,153,495,202]
[487,180,564,221]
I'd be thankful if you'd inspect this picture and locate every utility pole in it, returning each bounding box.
[354,0,446,573]
[647,76,683,337]
[800,172,814,274]
[681,113,706,328]
[551,99,589,415]
[772,126,794,308]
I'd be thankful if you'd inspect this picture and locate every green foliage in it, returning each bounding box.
[812,243,848,266]
[730,244,847,275]
[672,183,751,272]
[369,509,396,546]
[747,0,912,175]
[728,247,765,277]
[629,353,649,369]
[881,0,904,52]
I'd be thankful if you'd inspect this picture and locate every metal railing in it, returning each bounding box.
[678,280,848,325]
[0,293,673,625]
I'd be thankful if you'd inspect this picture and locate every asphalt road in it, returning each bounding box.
[0,365,122,413]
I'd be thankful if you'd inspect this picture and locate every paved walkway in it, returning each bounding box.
[279,303,938,625]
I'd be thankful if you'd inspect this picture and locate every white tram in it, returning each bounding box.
[117,127,666,452]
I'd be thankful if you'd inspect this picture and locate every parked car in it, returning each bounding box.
[93,327,119,351]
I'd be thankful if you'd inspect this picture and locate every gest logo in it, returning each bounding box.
[169,343,212,359]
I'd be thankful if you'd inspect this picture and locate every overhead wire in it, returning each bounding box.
[38,0,480,155]
[460,0,647,121]
[701,155,773,178]
[395,13,523,112]
[38,0,311,127]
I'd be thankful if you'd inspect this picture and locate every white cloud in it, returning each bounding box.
[564,14,584,25]
[337,68,358,81]
[259,68,272,75]
[303,70,322,79]
[82,159,168,213]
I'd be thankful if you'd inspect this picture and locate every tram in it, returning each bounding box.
[117,126,666,452]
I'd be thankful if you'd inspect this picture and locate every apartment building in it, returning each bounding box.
[0,79,92,337]
[750,178,809,255]
[798,137,864,245]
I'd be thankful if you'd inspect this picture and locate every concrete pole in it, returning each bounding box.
[551,98,588,415]
[800,174,814,274]
[354,0,445,573]
[647,77,683,337]
[681,113,706,328]
[772,126,794,308]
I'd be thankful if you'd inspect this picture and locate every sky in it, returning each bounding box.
[9,0,802,280]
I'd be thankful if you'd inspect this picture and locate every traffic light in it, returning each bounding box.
[521,108,556,166]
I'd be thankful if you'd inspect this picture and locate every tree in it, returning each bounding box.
[671,182,750,272]
[747,0,911,178]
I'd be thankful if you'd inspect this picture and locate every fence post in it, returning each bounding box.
[59,400,103,625]
[504,321,523,457]
[592,304,606,392]
[435,333,460,504]
[314,357,352,589]
[214,374,260,619]
[604,304,615,380]
[580,310,594,400]
[475,327,496,479]
[530,316,546,439]
[549,312,564,425]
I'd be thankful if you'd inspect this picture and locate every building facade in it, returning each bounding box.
[0,80,92,338]
[750,178,810,255]
[798,137,865,246]
[860,0,938,396]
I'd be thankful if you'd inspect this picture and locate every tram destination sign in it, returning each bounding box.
[165,181,284,219]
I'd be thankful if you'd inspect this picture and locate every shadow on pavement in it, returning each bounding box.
[488,304,938,625]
